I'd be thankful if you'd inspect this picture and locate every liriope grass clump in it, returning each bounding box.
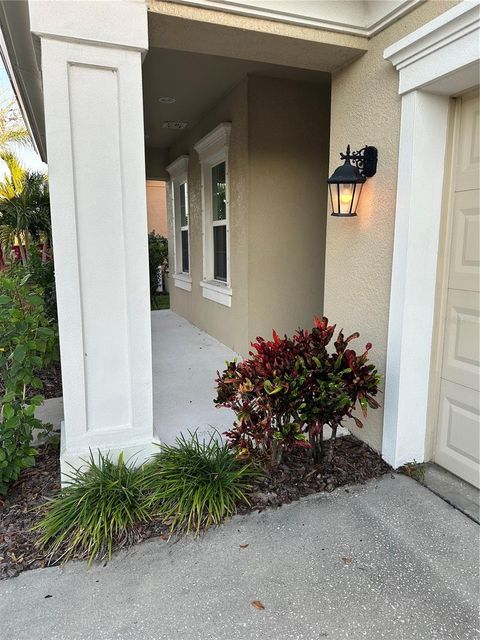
[35,451,151,565]
[143,432,258,535]
[35,433,259,566]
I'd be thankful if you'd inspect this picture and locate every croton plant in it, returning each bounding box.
[215,317,381,466]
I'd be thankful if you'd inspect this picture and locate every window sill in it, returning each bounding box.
[173,273,192,292]
[200,280,232,307]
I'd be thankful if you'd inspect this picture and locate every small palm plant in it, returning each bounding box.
[0,95,30,151]
[0,157,50,265]
[143,432,258,535]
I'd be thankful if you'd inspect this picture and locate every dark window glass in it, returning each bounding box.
[212,162,226,221]
[213,226,227,281]
[181,230,189,273]
[179,183,188,227]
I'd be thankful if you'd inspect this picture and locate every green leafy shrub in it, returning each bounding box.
[0,270,58,494]
[25,248,57,323]
[215,317,381,467]
[143,432,257,534]
[148,232,168,298]
[35,451,151,565]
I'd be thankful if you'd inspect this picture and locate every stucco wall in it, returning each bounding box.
[167,74,330,354]
[247,75,330,341]
[146,180,168,236]
[167,79,250,353]
[324,0,459,452]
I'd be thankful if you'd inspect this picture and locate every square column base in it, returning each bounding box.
[59,422,160,485]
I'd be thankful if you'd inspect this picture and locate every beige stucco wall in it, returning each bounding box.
[146,180,168,237]
[167,74,330,354]
[168,79,250,353]
[247,75,330,341]
[148,1,368,73]
[324,0,459,452]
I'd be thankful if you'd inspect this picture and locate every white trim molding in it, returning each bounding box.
[164,0,426,38]
[166,155,189,179]
[195,123,232,306]
[382,0,480,469]
[194,122,231,160]
[166,155,191,291]
[384,0,480,94]
[173,272,193,291]
[200,280,233,307]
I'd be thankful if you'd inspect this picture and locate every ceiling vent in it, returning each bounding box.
[162,121,188,130]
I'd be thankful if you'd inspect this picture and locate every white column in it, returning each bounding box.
[382,90,450,468]
[29,1,157,472]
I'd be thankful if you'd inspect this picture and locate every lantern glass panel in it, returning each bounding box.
[329,182,364,216]
[339,183,354,214]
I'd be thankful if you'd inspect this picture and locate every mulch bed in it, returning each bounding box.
[0,434,391,580]
[0,446,60,579]
[243,435,392,512]
[37,362,63,399]
[0,362,63,401]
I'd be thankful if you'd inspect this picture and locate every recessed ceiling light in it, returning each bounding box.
[159,96,176,104]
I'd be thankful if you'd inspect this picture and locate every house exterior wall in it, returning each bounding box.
[146,180,168,237]
[167,74,330,354]
[247,75,330,341]
[168,78,250,354]
[324,0,460,452]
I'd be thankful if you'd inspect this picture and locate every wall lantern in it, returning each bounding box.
[327,145,378,217]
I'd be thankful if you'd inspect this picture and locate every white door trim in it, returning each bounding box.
[382,0,480,468]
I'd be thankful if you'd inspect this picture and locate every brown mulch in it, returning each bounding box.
[0,446,60,579]
[36,361,63,399]
[243,435,392,512]
[0,434,391,580]
[0,362,63,401]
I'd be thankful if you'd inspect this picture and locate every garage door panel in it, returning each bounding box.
[434,92,480,486]
[448,189,480,292]
[435,380,480,488]
[442,290,480,391]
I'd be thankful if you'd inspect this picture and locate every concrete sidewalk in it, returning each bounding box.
[1,475,478,640]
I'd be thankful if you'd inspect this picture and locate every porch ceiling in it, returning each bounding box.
[142,46,330,150]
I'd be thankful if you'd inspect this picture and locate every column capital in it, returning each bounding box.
[29,0,148,52]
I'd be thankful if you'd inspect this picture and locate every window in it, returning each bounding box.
[166,155,191,291]
[212,161,227,281]
[194,123,232,307]
[179,182,189,273]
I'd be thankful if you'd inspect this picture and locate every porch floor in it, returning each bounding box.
[151,310,236,445]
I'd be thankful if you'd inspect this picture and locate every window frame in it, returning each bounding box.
[194,123,232,307]
[166,155,191,292]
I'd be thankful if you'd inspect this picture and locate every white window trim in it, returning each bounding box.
[166,155,192,292]
[382,0,480,469]
[194,123,232,307]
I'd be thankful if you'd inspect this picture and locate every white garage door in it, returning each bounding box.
[434,91,480,488]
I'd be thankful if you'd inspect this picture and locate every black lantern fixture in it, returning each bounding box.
[327,145,378,217]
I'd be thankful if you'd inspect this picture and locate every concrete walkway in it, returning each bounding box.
[152,310,236,444]
[1,475,479,640]
[32,310,238,446]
